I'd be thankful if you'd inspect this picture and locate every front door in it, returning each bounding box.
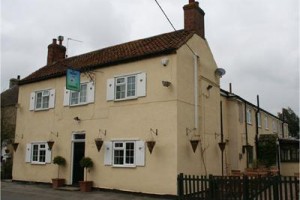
[72,133,85,185]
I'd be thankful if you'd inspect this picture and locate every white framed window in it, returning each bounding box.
[113,141,135,167]
[64,82,94,106]
[30,89,55,111]
[246,108,252,124]
[265,116,269,130]
[25,142,51,164]
[107,72,146,101]
[257,112,261,127]
[104,140,145,167]
[115,75,136,100]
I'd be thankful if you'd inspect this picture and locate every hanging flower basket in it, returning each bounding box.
[146,140,156,154]
[47,140,55,150]
[94,138,103,152]
[218,142,226,152]
[190,139,200,153]
[12,143,19,151]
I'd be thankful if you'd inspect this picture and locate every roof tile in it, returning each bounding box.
[20,30,194,85]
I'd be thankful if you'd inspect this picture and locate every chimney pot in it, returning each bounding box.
[52,38,57,44]
[189,0,195,3]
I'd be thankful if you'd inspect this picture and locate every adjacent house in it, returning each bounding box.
[12,0,293,196]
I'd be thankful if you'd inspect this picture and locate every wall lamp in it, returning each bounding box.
[207,85,213,90]
[74,116,81,122]
[162,81,171,87]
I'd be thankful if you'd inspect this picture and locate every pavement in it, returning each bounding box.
[1,180,175,200]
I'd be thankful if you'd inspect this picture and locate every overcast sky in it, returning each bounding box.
[1,0,299,115]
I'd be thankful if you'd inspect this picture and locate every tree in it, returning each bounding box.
[258,134,277,167]
[278,107,299,138]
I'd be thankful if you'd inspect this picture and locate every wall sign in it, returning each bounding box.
[66,69,80,91]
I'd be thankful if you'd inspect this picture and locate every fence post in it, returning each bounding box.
[208,174,214,200]
[243,175,249,200]
[273,175,279,200]
[177,173,184,200]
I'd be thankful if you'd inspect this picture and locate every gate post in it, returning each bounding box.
[177,173,184,200]
[243,175,249,200]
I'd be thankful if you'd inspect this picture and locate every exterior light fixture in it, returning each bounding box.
[74,116,81,122]
[215,68,226,78]
[162,81,171,87]
[207,85,213,90]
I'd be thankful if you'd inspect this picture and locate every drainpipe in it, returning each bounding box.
[281,109,285,138]
[220,101,224,176]
[244,102,249,168]
[255,95,260,160]
[194,54,199,130]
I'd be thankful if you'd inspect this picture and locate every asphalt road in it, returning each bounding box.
[1,181,174,200]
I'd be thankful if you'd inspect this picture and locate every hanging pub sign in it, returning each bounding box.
[66,69,80,91]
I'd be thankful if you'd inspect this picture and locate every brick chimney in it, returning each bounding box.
[9,75,20,88]
[183,0,205,39]
[47,36,66,65]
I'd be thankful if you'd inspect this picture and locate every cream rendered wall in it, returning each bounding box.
[13,53,181,195]
[176,34,222,176]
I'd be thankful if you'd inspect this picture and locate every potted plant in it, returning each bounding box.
[79,157,94,192]
[52,156,66,189]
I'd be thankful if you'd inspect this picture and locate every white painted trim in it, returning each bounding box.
[70,132,85,185]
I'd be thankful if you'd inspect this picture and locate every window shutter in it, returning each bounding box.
[25,143,32,163]
[135,141,145,166]
[49,89,55,109]
[29,92,35,111]
[87,82,95,103]
[137,73,146,97]
[63,87,70,106]
[45,143,52,163]
[104,141,112,165]
[106,78,115,101]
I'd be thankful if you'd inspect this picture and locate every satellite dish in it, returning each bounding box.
[215,68,226,77]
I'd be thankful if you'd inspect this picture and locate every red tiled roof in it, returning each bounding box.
[20,30,194,85]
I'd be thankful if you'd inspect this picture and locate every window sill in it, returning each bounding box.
[69,102,89,107]
[34,108,50,111]
[112,165,136,168]
[114,96,137,102]
[30,162,46,165]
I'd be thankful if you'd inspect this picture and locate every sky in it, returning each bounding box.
[1,0,299,116]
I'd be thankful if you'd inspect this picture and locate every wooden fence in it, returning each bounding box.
[177,173,299,200]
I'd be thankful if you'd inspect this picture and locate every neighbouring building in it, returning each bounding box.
[1,76,20,161]
[12,0,294,196]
